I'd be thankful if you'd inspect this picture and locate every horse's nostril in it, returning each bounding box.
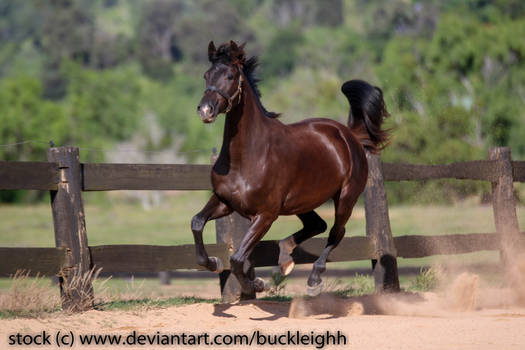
[209,105,214,113]
[197,105,201,111]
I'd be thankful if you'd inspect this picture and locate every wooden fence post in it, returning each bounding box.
[363,151,400,292]
[216,214,253,302]
[488,147,521,267]
[158,271,171,285]
[47,147,93,311]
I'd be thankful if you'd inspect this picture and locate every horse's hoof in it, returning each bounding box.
[253,277,270,293]
[209,256,224,273]
[280,260,295,276]
[306,281,323,297]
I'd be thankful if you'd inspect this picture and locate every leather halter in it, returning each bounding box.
[204,66,243,114]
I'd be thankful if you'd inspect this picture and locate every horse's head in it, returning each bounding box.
[197,40,245,123]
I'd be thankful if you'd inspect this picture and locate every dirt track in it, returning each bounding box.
[3,264,525,349]
[2,292,525,350]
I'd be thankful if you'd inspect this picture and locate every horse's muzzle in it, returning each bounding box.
[197,103,217,123]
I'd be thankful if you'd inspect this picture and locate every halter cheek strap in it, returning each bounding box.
[204,66,244,114]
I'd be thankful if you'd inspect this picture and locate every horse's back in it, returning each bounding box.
[286,117,366,175]
[274,117,368,214]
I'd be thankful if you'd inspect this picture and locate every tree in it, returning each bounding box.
[0,0,42,77]
[0,76,66,162]
[271,0,343,27]
[175,0,254,63]
[38,0,95,99]
[260,25,303,77]
[62,62,142,159]
[136,0,183,81]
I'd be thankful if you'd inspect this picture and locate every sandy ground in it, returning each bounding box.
[2,287,525,349]
[3,259,525,349]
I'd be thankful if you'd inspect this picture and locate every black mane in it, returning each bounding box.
[241,56,280,118]
[211,44,280,118]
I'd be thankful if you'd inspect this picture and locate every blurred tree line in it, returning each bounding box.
[0,0,524,203]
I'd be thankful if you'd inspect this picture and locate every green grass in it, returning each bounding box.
[260,295,293,302]
[329,274,376,297]
[96,296,219,311]
[408,267,441,292]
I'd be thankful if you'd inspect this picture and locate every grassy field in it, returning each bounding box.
[1,191,524,262]
[1,191,523,267]
[3,191,524,247]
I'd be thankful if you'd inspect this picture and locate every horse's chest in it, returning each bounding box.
[212,172,242,202]
[211,171,261,213]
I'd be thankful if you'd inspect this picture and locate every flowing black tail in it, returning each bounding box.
[341,79,390,153]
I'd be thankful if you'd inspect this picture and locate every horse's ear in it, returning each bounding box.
[229,40,245,63]
[208,41,216,61]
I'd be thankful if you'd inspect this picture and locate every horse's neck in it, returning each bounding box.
[220,81,270,168]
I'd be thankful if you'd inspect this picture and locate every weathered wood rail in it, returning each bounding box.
[0,146,523,309]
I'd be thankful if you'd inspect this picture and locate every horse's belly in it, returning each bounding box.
[280,179,341,215]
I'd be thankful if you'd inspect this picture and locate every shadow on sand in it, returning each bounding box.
[212,292,426,320]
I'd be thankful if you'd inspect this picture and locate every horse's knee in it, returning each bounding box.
[230,253,244,273]
[191,215,205,233]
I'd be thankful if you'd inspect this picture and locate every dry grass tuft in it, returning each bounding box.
[0,270,60,318]
[60,267,108,313]
[0,268,114,317]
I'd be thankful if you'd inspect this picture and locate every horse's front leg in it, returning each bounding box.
[191,194,232,272]
[230,213,276,296]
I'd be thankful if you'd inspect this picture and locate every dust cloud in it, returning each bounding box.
[289,253,525,319]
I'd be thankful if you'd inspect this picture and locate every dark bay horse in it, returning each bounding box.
[192,40,390,298]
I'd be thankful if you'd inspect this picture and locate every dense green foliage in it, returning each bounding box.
[0,0,524,202]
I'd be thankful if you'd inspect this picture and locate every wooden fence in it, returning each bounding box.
[0,146,524,309]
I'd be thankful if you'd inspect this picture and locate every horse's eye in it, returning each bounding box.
[227,74,234,80]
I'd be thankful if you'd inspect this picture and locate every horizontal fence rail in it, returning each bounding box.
[381,160,502,182]
[513,161,525,182]
[0,161,59,190]
[394,233,501,258]
[2,160,524,191]
[0,247,67,277]
[1,233,517,278]
[82,163,213,191]
[89,243,230,273]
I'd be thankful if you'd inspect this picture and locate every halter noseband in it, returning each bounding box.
[204,66,243,114]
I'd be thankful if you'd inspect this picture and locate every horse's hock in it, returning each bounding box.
[0,146,524,310]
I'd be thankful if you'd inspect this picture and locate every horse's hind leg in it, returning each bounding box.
[279,211,327,276]
[191,194,232,272]
[307,186,360,296]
